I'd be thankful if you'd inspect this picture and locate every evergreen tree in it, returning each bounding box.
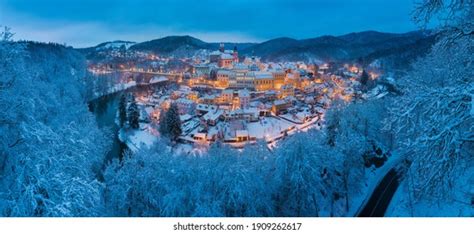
[165,103,182,141]
[127,96,140,129]
[357,57,367,68]
[118,94,127,127]
[360,70,369,87]
[158,109,168,137]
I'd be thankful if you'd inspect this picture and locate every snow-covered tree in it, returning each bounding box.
[326,108,369,213]
[413,0,473,33]
[159,103,182,140]
[127,96,140,129]
[204,142,275,216]
[104,122,371,217]
[104,140,277,217]
[273,132,327,216]
[166,103,182,140]
[118,94,127,127]
[158,114,168,136]
[0,30,110,216]
[324,99,393,213]
[388,39,473,202]
[104,143,176,216]
[360,70,369,87]
[387,1,473,207]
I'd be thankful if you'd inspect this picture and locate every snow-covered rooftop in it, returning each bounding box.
[220,53,234,59]
[273,100,288,106]
[253,72,273,79]
[238,89,250,97]
[210,51,222,56]
[203,109,223,121]
[217,69,233,75]
[197,104,218,111]
[235,130,249,137]
[180,114,193,122]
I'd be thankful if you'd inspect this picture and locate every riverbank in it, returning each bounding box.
[88,81,171,166]
[88,91,129,167]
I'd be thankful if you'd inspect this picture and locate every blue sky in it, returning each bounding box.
[0,0,419,47]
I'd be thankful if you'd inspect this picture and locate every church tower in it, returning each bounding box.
[233,46,238,63]
[219,43,225,53]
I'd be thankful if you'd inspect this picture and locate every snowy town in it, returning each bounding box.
[1,0,472,225]
[91,43,388,152]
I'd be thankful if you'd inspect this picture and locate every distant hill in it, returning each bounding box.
[129,36,208,54]
[78,36,257,60]
[77,40,136,60]
[207,42,257,51]
[361,33,438,69]
[76,30,437,68]
[95,40,136,50]
[241,37,299,56]
[241,30,434,64]
[129,36,257,55]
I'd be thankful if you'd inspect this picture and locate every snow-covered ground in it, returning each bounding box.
[173,143,208,157]
[112,81,137,92]
[119,123,157,152]
[150,76,168,84]
[364,84,389,100]
[386,165,473,217]
[95,41,136,51]
[246,117,293,139]
[119,121,208,157]
[93,81,138,99]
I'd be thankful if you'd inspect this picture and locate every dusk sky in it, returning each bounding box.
[0,0,419,47]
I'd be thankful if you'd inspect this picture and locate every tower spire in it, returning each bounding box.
[233,46,238,63]
[219,43,224,53]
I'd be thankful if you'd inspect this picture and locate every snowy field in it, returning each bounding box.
[246,117,293,139]
[119,123,158,152]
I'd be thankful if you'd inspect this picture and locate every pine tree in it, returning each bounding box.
[158,109,168,137]
[360,70,369,87]
[127,96,140,129]
[118,94,127,127]
[165,103,182,141]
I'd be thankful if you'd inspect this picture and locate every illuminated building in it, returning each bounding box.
[253,72,274,91]
[216,70,232,88]
[280,84,295,98]
[272,71,286,90]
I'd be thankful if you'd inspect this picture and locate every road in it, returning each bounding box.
[358,169,400,217]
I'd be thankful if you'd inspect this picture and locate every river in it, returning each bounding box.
[88,83,169,168]
[88,91,128,166]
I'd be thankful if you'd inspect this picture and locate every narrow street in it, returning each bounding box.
[358,169,400,217]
